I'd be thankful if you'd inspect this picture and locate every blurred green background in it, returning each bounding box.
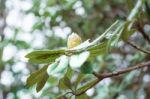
[0,0,150,99]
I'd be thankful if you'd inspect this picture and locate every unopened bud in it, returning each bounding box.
[67,33,82,48]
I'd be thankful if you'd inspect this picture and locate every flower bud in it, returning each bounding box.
[67,33,82,48]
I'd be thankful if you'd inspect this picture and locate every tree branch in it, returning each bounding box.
[126,40,150,55]
[93,61,150,79]
[137,23,150,44]
[75,61,150,96]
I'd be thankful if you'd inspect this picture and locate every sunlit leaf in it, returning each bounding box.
[48,55,69,76]
[127,0,143,21]
[47,62,59,76]
[70,51,90,69]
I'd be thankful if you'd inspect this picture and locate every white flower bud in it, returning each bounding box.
[67,33,82,48]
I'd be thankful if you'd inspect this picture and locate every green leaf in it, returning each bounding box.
[80,62,93,74]
[65,67,74,79]
[121,21,136,41]
[75,93,88,99]
[70,51,90,69]
[145,1,150,21]
[127,0,144,21]
[47,55,69,76]
[58,77,69,90]
[106,23,124,52]
[87,41,108,58]
[55,94,66,99]
[15,40,30,49]
[63,76,72,89]
[76,79,99,94]
[47,0,56,6]
[36,73,49,92]
[75,73,84,88]
[87,40,108,51]
[26,65,48,87]
[90,20,120,45]
[122,29,136,41]
[126,0,134,11]
[58,67,73,90]
[47,62,59,76]
[25,50,65,64]
[47,76,58,86]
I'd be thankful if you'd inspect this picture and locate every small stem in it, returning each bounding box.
[127,40,150,55]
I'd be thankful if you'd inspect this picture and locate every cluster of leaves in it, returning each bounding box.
[26,0,147,98]
[1,0,150,98]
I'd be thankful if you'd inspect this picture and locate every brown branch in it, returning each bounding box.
[75,61,150,96]
[127,40,150,55]
[137,23,150,44]
[93,61,150,79]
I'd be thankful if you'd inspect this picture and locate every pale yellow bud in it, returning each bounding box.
[67,33,82,48]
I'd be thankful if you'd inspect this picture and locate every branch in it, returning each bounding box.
[137,23,150,44]
[126,40,150,55]
[75,61,150,96]
[93,61,150,79]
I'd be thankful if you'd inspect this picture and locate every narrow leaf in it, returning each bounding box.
[26,65,48,87]
[76,79,99,94]
[64,76,72,89]
[87,40,108,51]
[36,73,49,92]
[25,50,65,64]
[65,67,74,79]
[58,77,69,90]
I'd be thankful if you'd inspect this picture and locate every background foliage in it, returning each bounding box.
[0,0,150,99]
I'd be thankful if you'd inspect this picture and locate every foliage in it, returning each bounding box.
[0,0,150,99]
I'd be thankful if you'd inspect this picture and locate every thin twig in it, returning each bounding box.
[137,23,150,44]
[127,40,150,55]
[94,61,150,79]
[75,61,150,96]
